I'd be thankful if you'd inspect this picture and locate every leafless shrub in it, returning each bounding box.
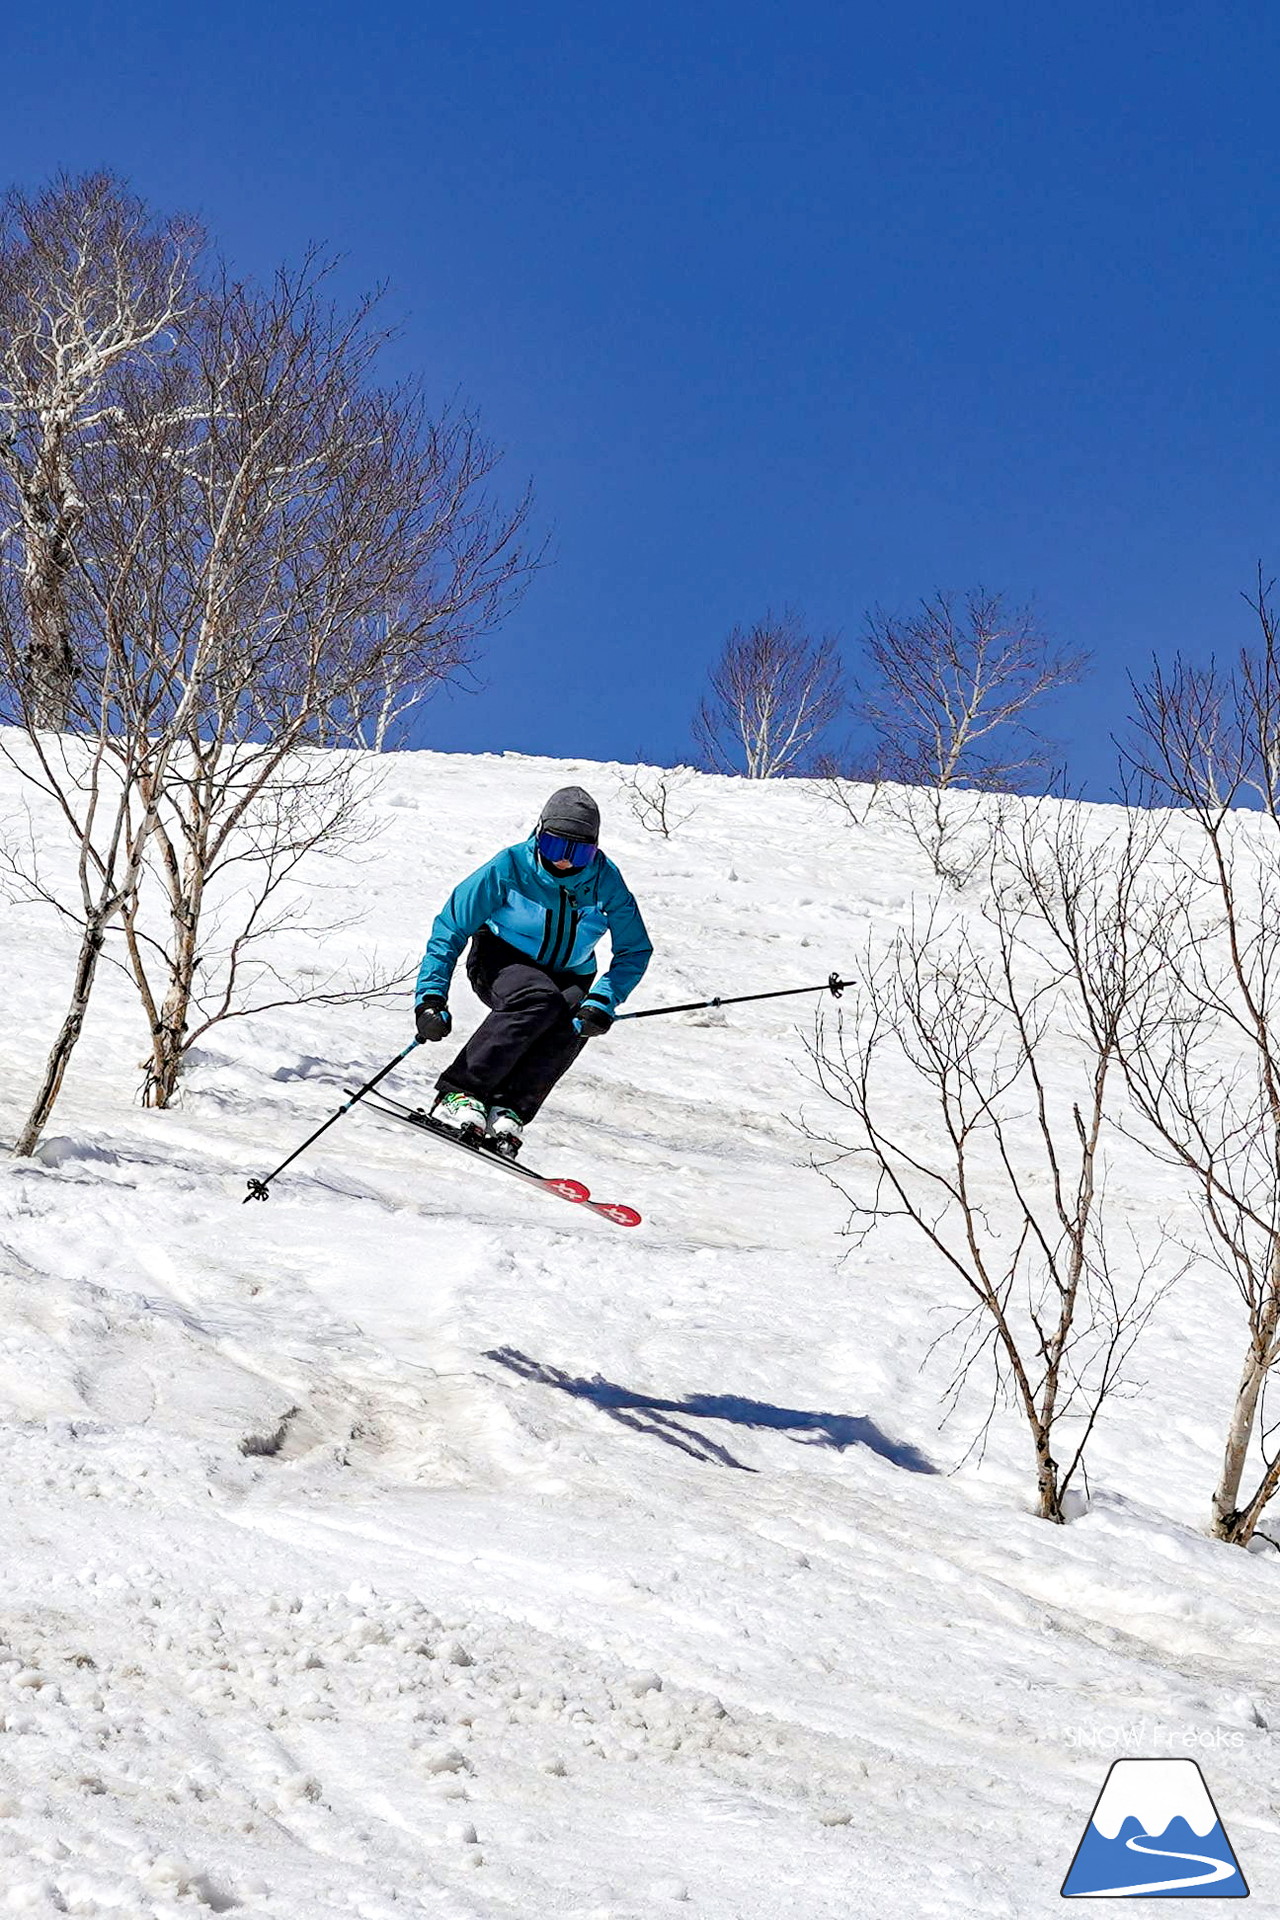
[812,751,882,828]
[805,806,1169,1521]
[694,610,844,779]
[893,782,1020,892]
[616,760,698,838]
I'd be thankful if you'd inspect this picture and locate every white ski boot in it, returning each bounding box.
[486,1106,525,1158]
[433,1091,487,1142]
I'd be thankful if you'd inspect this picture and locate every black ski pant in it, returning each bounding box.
[436,932,591,1123]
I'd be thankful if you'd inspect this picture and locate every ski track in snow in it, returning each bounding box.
[0,745,1278,1915]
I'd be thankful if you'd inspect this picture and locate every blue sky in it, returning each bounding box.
[6,2,1280,794]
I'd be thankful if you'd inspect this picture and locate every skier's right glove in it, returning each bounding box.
[415,996,452,1043]
[574,997,613,1039]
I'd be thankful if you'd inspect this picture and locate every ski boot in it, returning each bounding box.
[433,1091,487,1144]
[486,1107,525,1159]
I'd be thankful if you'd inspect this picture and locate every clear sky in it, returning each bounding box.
[5,2,1280,794]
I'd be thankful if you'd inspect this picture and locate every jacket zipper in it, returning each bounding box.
[542,889,569,967]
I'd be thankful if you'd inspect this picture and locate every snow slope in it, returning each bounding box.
[1,743,1279,1918]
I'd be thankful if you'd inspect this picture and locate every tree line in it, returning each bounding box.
[693,591,1083,791]
[684,520,1280,1557]
[628,574,1280,1551]
[794,575,1280,1551]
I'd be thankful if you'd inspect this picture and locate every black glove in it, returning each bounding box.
[574,997,613,1039]
[415,996,452,1043]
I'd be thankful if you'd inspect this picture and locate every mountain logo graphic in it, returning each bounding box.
[1062,1758,1248,1897]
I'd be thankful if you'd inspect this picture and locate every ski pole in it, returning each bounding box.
[614,970,848,1022]
[244,1040,421,1202]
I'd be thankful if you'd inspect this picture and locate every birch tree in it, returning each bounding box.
[0,180,533,1141]
[0,171,200,728]
[108,261,531,1106]
[694,611,843,778]
[0,175,202,1150]
[0,359,223,1152]
[1118,579,1280,1543]
[856,590,1085,884]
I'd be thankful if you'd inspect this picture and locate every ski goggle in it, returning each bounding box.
[537,831,597,869]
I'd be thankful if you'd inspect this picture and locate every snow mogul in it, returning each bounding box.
[413,786,653,1156]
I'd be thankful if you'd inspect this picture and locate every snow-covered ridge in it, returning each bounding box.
[0,742,1277,1916]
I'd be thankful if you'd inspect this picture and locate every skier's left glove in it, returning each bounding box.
[415,996,452,1043]
[573,997,613,1038]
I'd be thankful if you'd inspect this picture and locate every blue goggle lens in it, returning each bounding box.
[538,831,597,869]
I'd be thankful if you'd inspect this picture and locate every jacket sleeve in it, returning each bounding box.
[588,861,653,1012]
[415,852,511,1003]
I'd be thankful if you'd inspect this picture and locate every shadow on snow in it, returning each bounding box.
[484,1346,937,1475]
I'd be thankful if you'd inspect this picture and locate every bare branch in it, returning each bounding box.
[615,759,699,838]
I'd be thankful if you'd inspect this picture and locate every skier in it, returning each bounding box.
[413,786,653,1155]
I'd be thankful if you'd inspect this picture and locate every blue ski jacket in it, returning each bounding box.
[416,836,653,1014]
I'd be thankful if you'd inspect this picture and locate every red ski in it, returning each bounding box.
[353,1089,642,1228]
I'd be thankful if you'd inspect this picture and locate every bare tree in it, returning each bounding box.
[812,748,882,829]
[806,807,1167,1521]
[0,171,201,729]
[1116,576,1280,1544]
[0,469,217,1154]
[859,589,1082,790]
[101,261,530,1106]
[855,590,1085,885]
[0,182,533,1141]
[694,611,844,779]
[317,401,533,751]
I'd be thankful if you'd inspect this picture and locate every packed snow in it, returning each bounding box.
[0,741,1279,1917]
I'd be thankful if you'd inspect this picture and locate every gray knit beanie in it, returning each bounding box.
[538,786,600,840]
